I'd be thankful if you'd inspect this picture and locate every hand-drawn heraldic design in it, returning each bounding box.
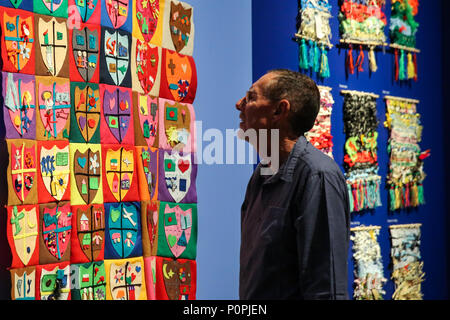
[102,86,132,144]
[161,258,195,300]
[9,140,37,205]
[73,148,101,204]
[35,15,69,77]
[70,261,106,300]
[70,82,101,143]
[104,147,135,202]
[75,0,99,23]
[1,10,35,74]
[40,202,72,263]
[8,205,39,267]
[105,0,130,29]
[2,72,36,139]
[161,151,196,203]
[38,263,71,300]
[136,0,159,42]
[11,267,36,300]
[105,202,142,259]
[169,1,192,53]
[39,143,70,201]
[102,28,131,86]
[137,94,158,148]
[72,27,99,82]
[36,77,71,140]
[160,202,193,258]
[136,40,159,94]
[75,205,105,262]
[106,258,146,300]
[160,99,193,152]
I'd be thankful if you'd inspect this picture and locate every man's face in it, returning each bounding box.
[236,73,276,132]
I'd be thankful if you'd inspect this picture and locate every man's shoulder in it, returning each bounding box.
[296,143,343,178]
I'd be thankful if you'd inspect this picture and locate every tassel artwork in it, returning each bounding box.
[342,91,382,213]
[389,224,425,300]
[351,226,387,300]
[384,96,429,211]
[296,0,332,78]
[305,86,334,158]
[338,0,387,74]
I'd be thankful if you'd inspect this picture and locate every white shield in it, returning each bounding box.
[163,151,191,203]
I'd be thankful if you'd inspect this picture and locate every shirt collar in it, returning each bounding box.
[261,136,308,184]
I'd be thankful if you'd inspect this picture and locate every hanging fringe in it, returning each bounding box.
[349,180,382,212]
[319,44,330,78]
[418,183,425,205]
[399,49,406,80]
[389,182,425,211]
[368,46,378,73]
[394,49,399,81]
[308,40,315,69]
[407,52,415,80]
[313,42,321,73]
[347,44,355,75]
[299,39,309,70]
[413,53,418,81]
[355,45,365,72]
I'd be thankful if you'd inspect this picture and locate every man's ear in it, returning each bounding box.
[273,99,290,121]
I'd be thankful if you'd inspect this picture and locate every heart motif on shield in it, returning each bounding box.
[37,79,70,139]
[103,87,132,143]
[163,203,192,258]
[165,51,192,101]
[76,0,98,23]
[106,0,130,29]
[10,206,38,266]
[136,40,159,94]
[37,16,68,76]
[72,27,99,82]
[41,0,63,13]
[136,0,159,42]
[105,147,135,201]
[107,203,139,259]
[11,142,37,203]
[3,13,34,72]
[41,203,72,260]
[4,73,36,138]
[74,149,101,204]
[138,94,158,147]
[162,259,192,300]
[40,144,70,201]
[109,259,144,300]
[73,83,101,143]
[163,151,191,203]
[104,29,130,86]
[169,2,192,53]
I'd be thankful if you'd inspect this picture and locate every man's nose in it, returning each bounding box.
[236,97,245,111]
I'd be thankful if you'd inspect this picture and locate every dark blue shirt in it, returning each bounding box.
[239,136,350,300]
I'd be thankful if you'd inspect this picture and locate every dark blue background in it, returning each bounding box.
[252,0,448,299]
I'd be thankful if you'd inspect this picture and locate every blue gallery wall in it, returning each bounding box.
[188,0,254,299]
[252,0,448,299]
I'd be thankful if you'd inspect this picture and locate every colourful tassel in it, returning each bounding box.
[418,184,425,205]
[347,45,355,75]
[399,49,406,81]
[319,45,330,78]
[407,52,415,79]
[413,53,418,81]
[299,39,309,70]
[368,46,378,72]
[410,183,419,207]
[348,184,354,212]
[394,49,399,81]
[389,187,396,211]
[395,185,402,210]
[313,42,321,73]
[375,180,382,207]
[308,40,315,69]
[355,45,365,72]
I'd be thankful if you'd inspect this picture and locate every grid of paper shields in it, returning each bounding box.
[1,0,198,300]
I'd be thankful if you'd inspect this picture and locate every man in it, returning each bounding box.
[236,69,350,300]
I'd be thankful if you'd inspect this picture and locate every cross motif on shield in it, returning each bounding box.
[39,144,70,201]
[72,83,101,143]
[165,50,193,101]
[72,27,99,82]
[41,202,72,261]
[105,0,130,29]
[11,142,37,203]
[106,202,140,259]
[37,16,68,76]
[73,148,101,204]
[10,205,38,266]
[2,12,34,72]
[102,86,131,143]
[70,261,106,300]
[108,259,144,300]
[76,205,105,262]
[37,78,70,139]
[105,147,135,202]
[4,72,36,138]
[103,28,130,86]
